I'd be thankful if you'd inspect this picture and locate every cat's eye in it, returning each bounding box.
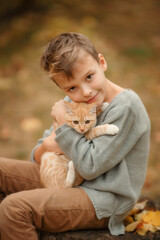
[73,120,79,125]
[85,120,90,124]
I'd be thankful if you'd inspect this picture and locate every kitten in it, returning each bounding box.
[40,101,119,189]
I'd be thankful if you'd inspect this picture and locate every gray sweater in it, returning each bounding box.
[31,89,150,235]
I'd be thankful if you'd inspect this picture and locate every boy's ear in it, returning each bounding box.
[98,53,107,71]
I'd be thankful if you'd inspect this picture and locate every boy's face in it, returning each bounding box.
[53,50,108,107]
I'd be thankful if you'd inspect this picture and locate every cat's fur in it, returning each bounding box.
[40,101,119,188]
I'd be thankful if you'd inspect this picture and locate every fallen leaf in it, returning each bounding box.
[124,200,160,236]
[135,210,148,221]
[128,200,148,215]
[125,221,139,232]
[124,215,134,225]
[137,223,157,236]
[142,211,160,227]
[136,223,157,236]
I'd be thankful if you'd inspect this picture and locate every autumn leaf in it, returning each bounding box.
[135,210,148,221]
[136,223,157,236]
[125,221,139,232]
[128,200,148,215]
[124,200,160,236]
[142,211,160,226]
[124,216,134,224]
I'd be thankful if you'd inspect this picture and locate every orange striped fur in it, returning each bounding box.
[40,101,119,188]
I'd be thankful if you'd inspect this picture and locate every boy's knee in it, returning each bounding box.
[0,193,29,224]
[0,193,38,239]
[0,194,19,222]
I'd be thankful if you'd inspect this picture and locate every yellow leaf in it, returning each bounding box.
[124,201,160,236]
[125,221,140,232]
[142,211,160,227]
[124,216,134,225]
[128,200,148,215]
[137,227,147,236]
[135,210,148,221]
[137,223,157,236]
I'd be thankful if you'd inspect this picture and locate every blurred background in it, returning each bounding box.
[0,0,159,200]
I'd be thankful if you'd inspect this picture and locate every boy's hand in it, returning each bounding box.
[43,130,64,154]
[51,99,66,128]
[34,130,63,164]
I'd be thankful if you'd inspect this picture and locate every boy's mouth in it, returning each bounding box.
[86,92,99,104]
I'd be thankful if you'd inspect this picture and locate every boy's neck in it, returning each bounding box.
[104,79,124,103]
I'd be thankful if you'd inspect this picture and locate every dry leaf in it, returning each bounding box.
[136,223,157,236]
[142,211,160,226]
[135,210,148,221]
[125,200,160,236]
[125,221,139,232]
[124,216,134,224]
[128,200,148,215]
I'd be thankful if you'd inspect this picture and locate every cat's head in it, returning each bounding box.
[64,101,97,134]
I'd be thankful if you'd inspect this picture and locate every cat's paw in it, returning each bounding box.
[66,161,75,188]
[68,161,75,170]
[107,124,119,135]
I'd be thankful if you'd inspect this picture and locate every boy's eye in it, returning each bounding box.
[73,120,79,125]
[69,86,76,92]
[86,74,93,81]
[85,120,90,124]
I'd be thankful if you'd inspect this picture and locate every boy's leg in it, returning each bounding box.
[0,157,42,194]
[0,187,108,240]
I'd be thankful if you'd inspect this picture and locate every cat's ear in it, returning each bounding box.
[88,102,97,114]
[64,101,74,115]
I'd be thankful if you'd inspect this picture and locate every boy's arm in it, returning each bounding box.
[30,127,53,163]
[34,131,63,163]
[31,97,70,164]
[55,104,138,180]
[30,127,63,164]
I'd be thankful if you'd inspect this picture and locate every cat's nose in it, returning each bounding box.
[80,129,84,132]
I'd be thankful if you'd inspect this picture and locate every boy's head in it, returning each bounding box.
[40,32,99,81]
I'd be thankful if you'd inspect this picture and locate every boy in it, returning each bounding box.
[0,32,150,239]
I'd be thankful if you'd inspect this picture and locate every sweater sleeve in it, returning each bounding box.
[55,104,138,180]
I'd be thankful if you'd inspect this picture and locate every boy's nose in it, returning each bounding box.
[81,86,92,97]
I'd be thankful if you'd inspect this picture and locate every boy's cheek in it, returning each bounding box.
[67,94,84,103]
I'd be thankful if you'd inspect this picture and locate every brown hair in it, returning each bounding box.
[40,32,99,80]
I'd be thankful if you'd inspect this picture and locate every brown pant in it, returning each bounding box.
[0,157,108,240]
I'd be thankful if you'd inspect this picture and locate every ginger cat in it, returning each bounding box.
[40,101,119,188]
